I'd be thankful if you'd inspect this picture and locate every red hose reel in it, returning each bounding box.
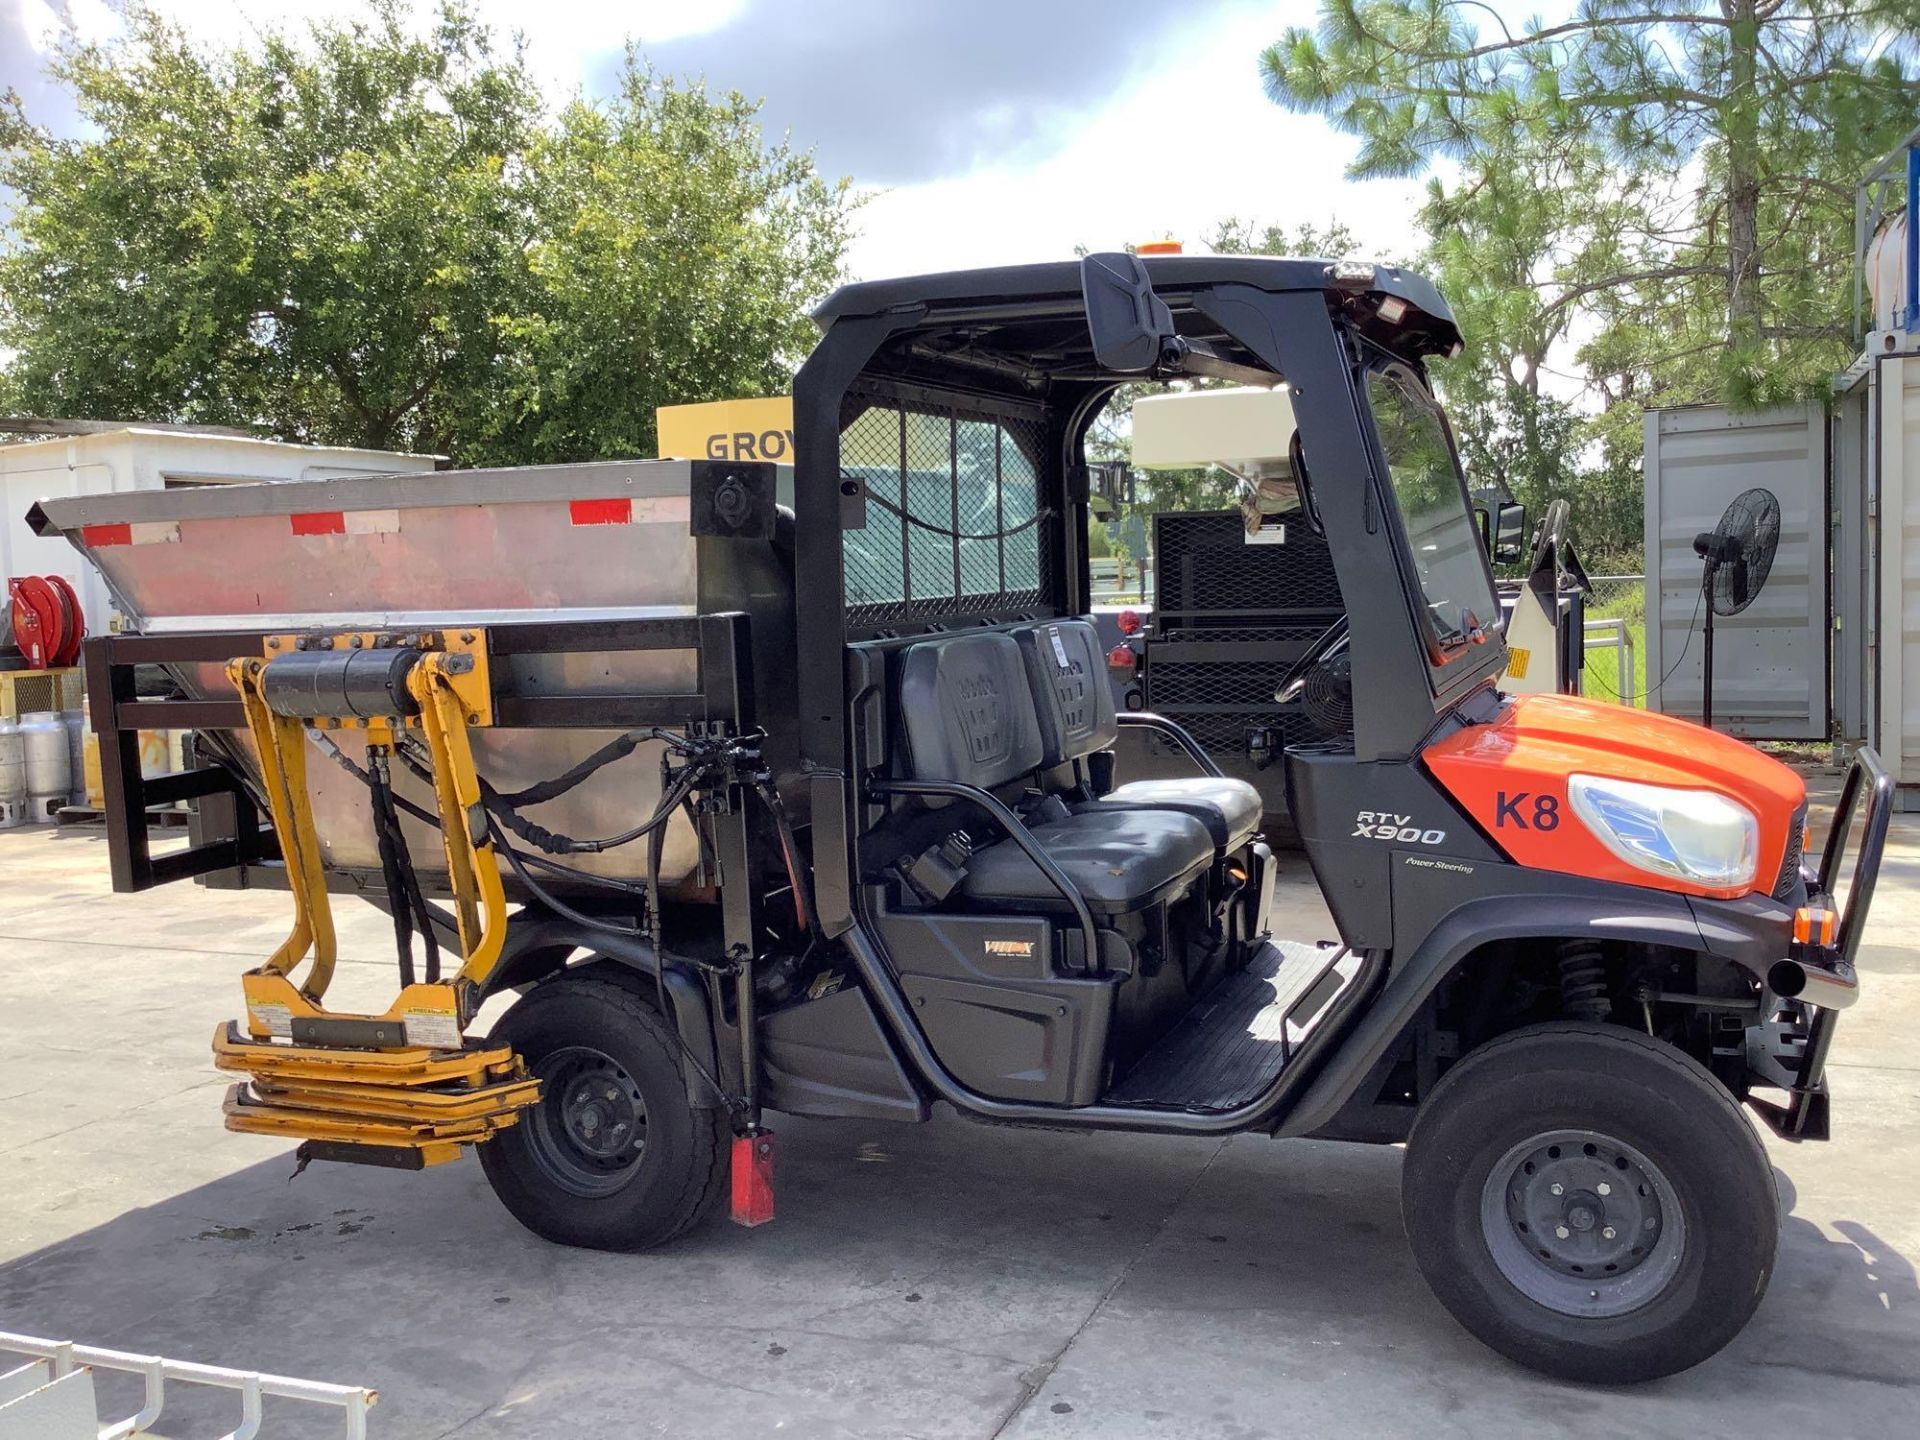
[7,575,85,669]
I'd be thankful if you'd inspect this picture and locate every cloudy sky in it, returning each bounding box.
[2,0,1431,281]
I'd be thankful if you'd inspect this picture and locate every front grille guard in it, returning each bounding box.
[1814,747,1893,973]
[1771,746,1893,1140]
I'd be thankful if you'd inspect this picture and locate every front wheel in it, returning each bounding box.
[1402,1022,1778,1383]
[479,972,728,1252]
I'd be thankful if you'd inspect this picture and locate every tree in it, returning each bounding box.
[0,2,854,462]
[1264,1,1918,396]
[1261,0,1920,563]
[1415,126,1648,564]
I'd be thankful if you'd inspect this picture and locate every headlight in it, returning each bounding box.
[1567,775,1759,890]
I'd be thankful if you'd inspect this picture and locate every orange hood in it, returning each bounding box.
[1422,693,1805,900]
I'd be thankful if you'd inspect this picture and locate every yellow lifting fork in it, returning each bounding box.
[214,630,539,1169]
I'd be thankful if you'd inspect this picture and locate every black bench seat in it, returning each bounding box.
[959,807,1214,914]
[1012,619,1261,853]
[896,630,1213,913]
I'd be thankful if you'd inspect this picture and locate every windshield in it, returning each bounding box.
[1365,365,1499,654]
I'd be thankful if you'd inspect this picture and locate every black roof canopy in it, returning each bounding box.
[814,254,1462,381]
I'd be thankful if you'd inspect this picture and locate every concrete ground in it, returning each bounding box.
[1,783,1917,1438]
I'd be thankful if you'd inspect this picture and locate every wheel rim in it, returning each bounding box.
[1478,1128,1687,1319]
[523,1046,649,1198]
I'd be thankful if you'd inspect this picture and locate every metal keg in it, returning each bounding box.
[61,708,87,805]
[0,719,24,828]
[20,711,71,823]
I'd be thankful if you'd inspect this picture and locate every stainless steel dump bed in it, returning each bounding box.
[34,460,797,887]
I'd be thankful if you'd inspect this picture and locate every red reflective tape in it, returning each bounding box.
[82,522,133,548]
[569,497,632,526]
[290,512,346,536]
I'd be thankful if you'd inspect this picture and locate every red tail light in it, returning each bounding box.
[1117,608,1142,636]
[1108,644,1137,673]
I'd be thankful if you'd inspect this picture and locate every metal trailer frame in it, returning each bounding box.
[1136,508,1345,821]
[1854,119,1920,342]
[82,613,758,895]
[80,610,772,1137]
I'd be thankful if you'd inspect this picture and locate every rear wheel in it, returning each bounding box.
[479,972,728,1252]
[1402,1022,1778,1383]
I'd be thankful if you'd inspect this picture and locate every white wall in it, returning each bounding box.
[1,430,436,634]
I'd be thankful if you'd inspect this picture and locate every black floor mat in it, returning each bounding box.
[1104,939,1346,1111]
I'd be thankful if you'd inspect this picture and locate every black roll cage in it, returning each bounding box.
[791,259,1506,936]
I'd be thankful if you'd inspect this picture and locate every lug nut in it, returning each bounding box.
[1602,1226,1616,1240]
[1597,1182,1611,1196]
[1550,1183,1564,1196]
[1555,1225,1571,1240]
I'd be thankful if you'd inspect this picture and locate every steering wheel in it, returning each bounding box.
[1275,615,1351,704]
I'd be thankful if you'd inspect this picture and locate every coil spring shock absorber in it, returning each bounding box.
[1557,940,1611,1022]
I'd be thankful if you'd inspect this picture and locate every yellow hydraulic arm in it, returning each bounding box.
[216,630,538,1170]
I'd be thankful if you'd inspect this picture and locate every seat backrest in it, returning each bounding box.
[897,631,1044,790]
[1015,619,1119,768]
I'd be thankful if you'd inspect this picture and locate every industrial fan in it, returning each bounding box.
[1691,487,1780,730]
[1300,648,1354,736]
[1274,617,1354,740]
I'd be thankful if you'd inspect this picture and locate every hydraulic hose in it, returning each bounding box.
[485,812,650,940]
[752,776,818,938]
[481,762,706,855]
[486,726,695,809]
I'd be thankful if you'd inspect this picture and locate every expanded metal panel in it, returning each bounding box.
[1146,661,1325,751]
[839,386,1054,629]
[1155,511,1343,632]
[1143,511,1345,760]
[1642,403,1828,738]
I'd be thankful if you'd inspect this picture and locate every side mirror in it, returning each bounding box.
[1088,461,1135,516]
[1493,500,1528,564]
[1081,252,1176,374]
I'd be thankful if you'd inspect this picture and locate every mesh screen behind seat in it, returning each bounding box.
[839,383,1056,630]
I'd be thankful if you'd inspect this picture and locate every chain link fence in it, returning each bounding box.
[1580,574,1647,707]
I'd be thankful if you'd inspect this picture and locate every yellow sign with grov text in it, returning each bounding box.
[655,397,795,462]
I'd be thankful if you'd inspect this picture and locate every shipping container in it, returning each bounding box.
[1641,403,1829,738]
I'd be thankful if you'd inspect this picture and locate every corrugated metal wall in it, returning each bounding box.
[1875,353,1920,785]
[1642,403,1828,738]
[1833,377,1872,749]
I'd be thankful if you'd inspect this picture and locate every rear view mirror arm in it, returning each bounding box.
[1159,336,1279,389]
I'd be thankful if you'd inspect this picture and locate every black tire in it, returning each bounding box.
[479,972,728,1252]
[1402,1022,1778,1383]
